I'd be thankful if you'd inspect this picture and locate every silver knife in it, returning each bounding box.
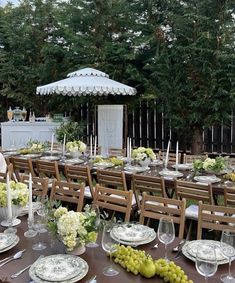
[174,240,186,259]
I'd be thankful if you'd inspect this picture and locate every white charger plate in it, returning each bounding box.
[0,234,19,253]
[172,163,193,170]
[159,169,183,178]
[40,156,60,161]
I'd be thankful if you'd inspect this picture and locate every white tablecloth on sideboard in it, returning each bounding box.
[1,122,61,149]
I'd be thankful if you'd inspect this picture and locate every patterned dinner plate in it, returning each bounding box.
[111,223,156,246]
[124,165,149,174]
[65,158,84,165]
[93,162,113,169]
[0,234,19,253]
[172,163,193,170]
[30,254,89,283]
[159,169,183,178]
[40,156,60,161]
[182,240,231,265]
[194,175,221,184]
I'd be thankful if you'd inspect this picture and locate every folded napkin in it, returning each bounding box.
[0,153,7,173]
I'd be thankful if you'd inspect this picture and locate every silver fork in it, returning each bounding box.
[11,255,44,279]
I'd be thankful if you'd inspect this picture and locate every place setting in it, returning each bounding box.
[29,254,89,283]
[0,233,19,253]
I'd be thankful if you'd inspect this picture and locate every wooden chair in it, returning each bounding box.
[21,175,49,197]
[159,151,181,165]
[64,164,94,199]
[36,160,61,182]
[94,184,133,222]
[224,186,235,207]
[183,154,205,164]
[132,174,166,211]
[108,148,126,157]
[197,201,235,239]
[0,163,13,182]
[139,193,186,239]
[175,180,214,220]
[50,180,85,212]
[11,156,36,181]
[97,169,127,191]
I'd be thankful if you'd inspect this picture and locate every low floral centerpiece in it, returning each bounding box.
[132,147,156,166]
[18,140,45,154]
[0,181,28,225]
[66,140,87,157]
[193,156,229,174]
[48,205,97,254]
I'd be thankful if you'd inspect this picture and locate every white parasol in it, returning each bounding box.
[36,67,136,96]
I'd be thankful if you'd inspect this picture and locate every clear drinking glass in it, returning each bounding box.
[32,213,47,250]
[220,230,235,283]
[101,222,119,276]
[196,245,218,283]
[157,217,175,261]
[86,204,100,248]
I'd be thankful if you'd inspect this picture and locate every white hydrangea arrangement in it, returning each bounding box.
[51,205,97,251]
[132,147,156,162]
[193,156,229,173]
[0,181,28,207]
[66,140,87,153]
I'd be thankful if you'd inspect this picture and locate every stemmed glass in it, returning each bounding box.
[157,217,175,261]
[220,230,235,283]
[86,204,100,248]
[196,245,218,283]
[101,221,119,276]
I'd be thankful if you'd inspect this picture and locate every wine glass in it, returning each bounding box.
[86,204,100,248]
[32,213,47,250]
[157,217,175,261]
[101,221,119,276]
[196,245,218,283]
[220,230,235,283]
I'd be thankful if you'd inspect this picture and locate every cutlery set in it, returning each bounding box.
[0,249,44,279]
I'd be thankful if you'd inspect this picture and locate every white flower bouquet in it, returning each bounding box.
[0,181,28,207]
[193,156,229,173]
[132,147,156,162]
[66,140,87,153]
[48,205,97,251]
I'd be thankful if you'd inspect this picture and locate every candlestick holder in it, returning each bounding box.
[24,218,37,238]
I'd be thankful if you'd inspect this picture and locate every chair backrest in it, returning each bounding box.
[197,201,235,239]
[64,164,94,199]
[139,193,186,238]
[0,163,14,183]
[224,186,235,207]
[132,174,166,210]
[108,148,126,157]
[11,157,36,181]
[36,160,61,181]
[97,169,127,191]
[21,175,49,197]
[87,146,102,156]
[175,180,214,205]
[94,184,133,222]
[50,180,85,212]
[159,151,181,165]
[183,154,205,164]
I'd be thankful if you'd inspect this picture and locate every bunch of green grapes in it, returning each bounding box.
[154,259,194,283]
[112,245,150,275]
[224,172,235,182]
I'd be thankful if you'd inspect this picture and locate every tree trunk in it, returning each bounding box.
[191,128,203,154]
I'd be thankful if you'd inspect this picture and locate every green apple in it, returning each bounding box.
[139,258,156,278]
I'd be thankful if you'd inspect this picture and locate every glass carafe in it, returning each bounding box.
[13,107,22,122]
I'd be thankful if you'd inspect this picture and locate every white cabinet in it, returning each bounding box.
[1,122,60,149]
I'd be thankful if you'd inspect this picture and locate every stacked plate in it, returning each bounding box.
[194,175,221,184]
[29,254,89,283]
[159,169,183,179]
[0,233,19,253]
[124,165,149,174]
[111,223,156,246]
[182,240,232,265]
[40,156,60,161]
[64,158,84,165]
[93,162,114,169]
[172,163,193,170]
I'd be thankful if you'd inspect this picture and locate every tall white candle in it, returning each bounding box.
[129,138,132,158]
[6,173,12,220]
[165,140,170,168]
[50,133,54,152]
[62,134,66,154]
[176,141,179,167]
[94,136,97,157]
[126,137,129,158]
[28,173,33,221]
[90,135,93,157]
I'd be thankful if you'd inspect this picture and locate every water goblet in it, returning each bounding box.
[101,221,119,276]
[196,245,218,283]
[157,217,175,261]
[32,213,47,250]
[86,204,100,248]
[220,230,235,283]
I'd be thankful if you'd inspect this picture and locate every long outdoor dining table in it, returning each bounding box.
[0,216,233,283]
